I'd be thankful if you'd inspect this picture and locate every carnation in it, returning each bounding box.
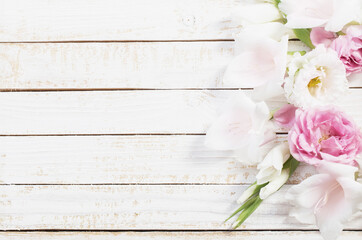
[288,107,362,167]
[284,45,348,109]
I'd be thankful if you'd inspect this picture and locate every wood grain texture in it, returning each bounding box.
[0,135,315,184]
[0,41,328,90]
[0,185,361,230]
[0,90,361,135]
[0,231,361,240]
[0,0,240,41]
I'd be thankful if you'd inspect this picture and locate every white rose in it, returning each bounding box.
[284,45,348,109]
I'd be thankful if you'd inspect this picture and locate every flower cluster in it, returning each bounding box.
[205,0,362,239]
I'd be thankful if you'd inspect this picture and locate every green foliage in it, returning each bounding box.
[293,29,315,49]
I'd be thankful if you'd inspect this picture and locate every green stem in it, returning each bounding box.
[233,197,263,229]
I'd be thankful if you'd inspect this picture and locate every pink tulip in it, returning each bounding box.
[288,107,362,167]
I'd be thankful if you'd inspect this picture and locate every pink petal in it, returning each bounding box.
[310,27,337,47]
[274,104,298,128]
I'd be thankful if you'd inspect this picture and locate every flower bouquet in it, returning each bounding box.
[205,1,362,239]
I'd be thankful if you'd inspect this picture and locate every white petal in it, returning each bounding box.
[223,51,271,88]
[314,182,350,240]
[286,174,333,209]
[260,168,289,199]
[205,93,255,150]
[325,0,362,32]
[225,35,288,92]
[317,161,358,179]
[237,184,257,204]
[279,0,331,29]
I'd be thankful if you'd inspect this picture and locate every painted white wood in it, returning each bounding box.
[0,41,325,90]
[0,185,361,230]
[0,90,361,135]
[0,231,361,240]
[0,0,241,41]
[0,135,316,184]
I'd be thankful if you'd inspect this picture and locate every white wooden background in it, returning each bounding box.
[0,0,361,239]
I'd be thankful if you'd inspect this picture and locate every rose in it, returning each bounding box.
[284,45,348,109]
[311,25,362,75]
[330,25,362,75]
[288,107,362,167]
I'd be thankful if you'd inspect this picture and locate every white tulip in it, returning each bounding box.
[260,168,290,199]
[256,142,290,185]
[237,183,257,204]
[205,92,275,164]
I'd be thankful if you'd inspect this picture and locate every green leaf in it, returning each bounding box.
[224,195,257,223]
[233,196,263,229]
[293,29,315,49]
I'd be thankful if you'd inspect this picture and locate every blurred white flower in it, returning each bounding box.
[279,0,362,32]
[224,34,289,100]
[286,161,362,240]
[284,45,348,109]
[205,92,275,164]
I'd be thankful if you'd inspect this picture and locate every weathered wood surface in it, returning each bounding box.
[0,90,361,135]
[0,135,316,184]
[0,185,361,230]
[0,41,322,90]
[0,231,361,240]
[0,0,240,41]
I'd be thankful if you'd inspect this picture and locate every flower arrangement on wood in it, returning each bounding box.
[205,0,362,239]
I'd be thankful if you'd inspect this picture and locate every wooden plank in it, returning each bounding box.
[0,185,361,230]
[0,90,361,135]
[0,231,361,240]
[0,41,326,90]
[0,135,315,184]
[0,0,240,41]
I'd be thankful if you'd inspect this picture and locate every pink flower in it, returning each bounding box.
[310,25,362,75]
[288,107,362,167]
[330,25,362,75]
[310,27,337,47]
[273,104,298,129]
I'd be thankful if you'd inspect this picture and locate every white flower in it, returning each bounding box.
[256,142,291,199]
[260,168,290,199]
[284,45,348,109]
[224,34,289,100]
[205,92,275,164]
[286,161,362,240]
[231,1,282,26]
[279,0,362,32]
[256,142,290,185]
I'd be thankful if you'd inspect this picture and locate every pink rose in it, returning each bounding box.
[330,25,362,75]
[288,107,362,167]
[311,25,362,75]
